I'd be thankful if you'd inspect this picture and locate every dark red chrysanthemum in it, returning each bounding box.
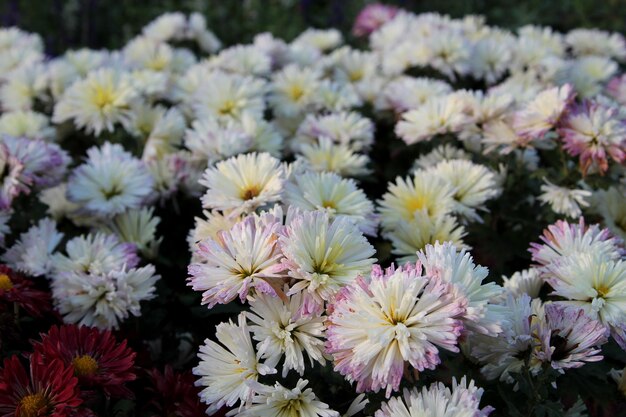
[0,352,82,417]
[145,366,208,417]
[33,325,137,399]
[0,265,51,317]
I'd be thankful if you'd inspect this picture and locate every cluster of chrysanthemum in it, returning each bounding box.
[0,2,626,416]
[0,321,207,417]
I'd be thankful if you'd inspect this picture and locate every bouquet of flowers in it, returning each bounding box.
[0,3,625,416]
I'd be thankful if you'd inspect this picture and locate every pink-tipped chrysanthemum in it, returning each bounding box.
[325,263,466,397]
[533,303,608,371]
[559,100,626,175]
[352,4,399,37]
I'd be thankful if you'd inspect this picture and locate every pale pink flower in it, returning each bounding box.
[513,84,575,138]
[559,100,626,175]
[325,263,466,397]
[352,4,399,37]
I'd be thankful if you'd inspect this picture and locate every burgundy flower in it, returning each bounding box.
[0,352,82,417]
[145,366,207,417]
[33,325,136,399]
[0,264,51,317]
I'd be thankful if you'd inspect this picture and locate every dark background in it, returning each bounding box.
[2,0,626,55]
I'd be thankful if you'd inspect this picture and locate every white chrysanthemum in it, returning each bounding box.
[123,36,174,71]
[194,313,275,416]
[530,219,623,269]
[545,253,626,347]
[285,171,377,236]
[52,264,159,329]
[53,68,137,135]
[560,56,618,98]
[52,232,138,276]
[269,65,322,117]
[377,76,452,113]
[297,137,371,177]
[566,29,626,59]
[142,12,187,42]
[470,32,514,84]
[418,242,505,336]
[184,118,253,164]
[0,110,55,141]
[188,210,285,308]
[192,71,267,121]
[2,218,63,277]
[594,186,626,241]
[502,268,543,298]
[413,144,470,170]
[280,209,376,315]
[0,209,11,246]
[374,377,493,417]
[248,291,326,377]
[38,183,80,220]
[187,12,222,53]
[208,45,272,76]
[326,263,466,396]
[67,142,154,217]
[470,294,536,383]
[539,179,591,218]
[292,28,342,51]
[199,152,285,216]
[396,94,473,144]
[315,78,363,111]
[378,171,456,232]
[0,62,47,111]
[240,379,338,417]
[385,212,467,263]
[512,84,574,138]
[187,209,241,259]
[295,111,374,152]
[429,159,501,222]
[99,207,161,259]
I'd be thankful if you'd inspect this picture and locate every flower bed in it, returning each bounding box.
[0,4,625,416]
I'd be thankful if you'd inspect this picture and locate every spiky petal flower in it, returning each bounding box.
[545,253,626,348]
[67,142,154,218]
[284,171,377,236]
[326,263,466,396]
[378,171,455,232]
[533,303,608,371]
[247,291,326,377]
[51,264,159,329]
[0,264,52,317]
[529,218,624,270]
[417,242,505,336]
[513,84,575,138]
[188,209,285,308]
[2,218,63,277]
[0,352,82,417]
[374,377,493,417]
[199,152,285,217]
[53,68,137,135]
[33,324,137,398]
[538,179,591,218]
[280,209,376,315]
[146,366,206,417]
[239,379,339,417]
[193,313,275,416]
[559,100,626,175]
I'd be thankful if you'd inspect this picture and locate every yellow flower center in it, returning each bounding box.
[218,99,237,116]
[18,393,48,417]
[240,185,261,201]
[93,85,115,109]
[0,273,13,290]
[595,284,610,298]
[349,69,364,82]
[322,200,336,209]
[72,354,99,377]
[405,196,428,216]
[287,85,305,101]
